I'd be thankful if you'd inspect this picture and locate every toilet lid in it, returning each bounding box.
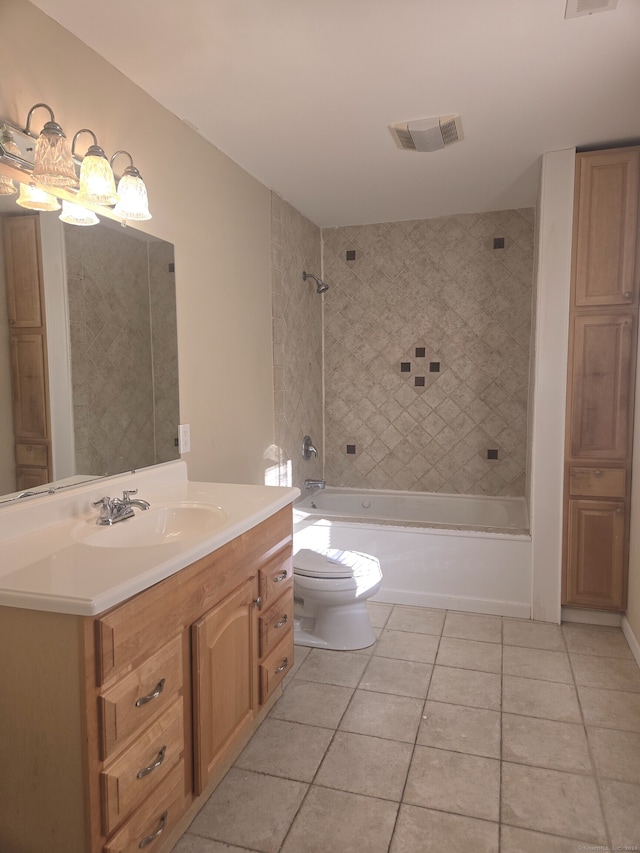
[294,548,381,581]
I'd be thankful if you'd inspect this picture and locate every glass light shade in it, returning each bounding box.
[77,153,118,206]
[16,182,61,211]
[112,171,152,221]
[59,199,99,227]
[0,174,17,195]
[32,124,79,188]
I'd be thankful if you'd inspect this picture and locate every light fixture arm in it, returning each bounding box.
[110,150,141,179]
[24,103,57,136]
[72,128,101,159]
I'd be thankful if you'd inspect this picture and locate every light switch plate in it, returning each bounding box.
[179,423,191,454]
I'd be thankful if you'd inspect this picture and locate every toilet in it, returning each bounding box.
[293,548,383,650]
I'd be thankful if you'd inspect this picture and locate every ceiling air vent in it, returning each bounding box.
[565,0,617,18]
[390,115,464,152]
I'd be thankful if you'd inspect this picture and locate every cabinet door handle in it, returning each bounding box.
[273,571,288,584]
[135,678,166,707]
[253,596,263,610]
[274,614,288,629]
[624,291,632,299]
[139,811,168,848]
[594,470,602,477]
[274,657,289,674]
[137,745,167,779]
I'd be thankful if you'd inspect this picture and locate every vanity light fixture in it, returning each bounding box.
[59,199,99,226]
[72,128,118,206]
[110,150,152,221]
[16,181,61,211]
[25,103,78,188]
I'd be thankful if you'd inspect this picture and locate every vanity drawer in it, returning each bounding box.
[103,759,186,853]
[259,597,293,659]
[259,551,293,609]
[569,467,626,499]
[259,631,294,704]
[15,442,48,467]
[101,697,184,835]
[99,636,183,761]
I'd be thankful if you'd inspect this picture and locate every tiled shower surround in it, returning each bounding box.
[271,193,323,491]
[322,210,535,496]
[65,225,179,477]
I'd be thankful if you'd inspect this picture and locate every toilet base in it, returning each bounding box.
[293,602,376,651]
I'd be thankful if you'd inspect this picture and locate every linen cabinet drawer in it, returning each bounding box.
[103,760,186,853]
[259,597,293,659]
[259,631,294,704]
[258,550,293,609]
[15,442,48,467]
[99,636,183,760]
[101,697,184,835]
[569,467,626,499]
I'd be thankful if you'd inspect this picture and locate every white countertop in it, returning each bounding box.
[0,461,299,616]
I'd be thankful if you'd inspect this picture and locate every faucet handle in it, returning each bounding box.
[122,489,138,502]
[91,496,111,509]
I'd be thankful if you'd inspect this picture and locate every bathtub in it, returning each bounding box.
[293,487,532,618]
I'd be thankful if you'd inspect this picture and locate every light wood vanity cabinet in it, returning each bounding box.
[563,147,640,611]
[0,506,294,853]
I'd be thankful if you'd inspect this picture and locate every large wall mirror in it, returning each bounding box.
[0,193,180,505]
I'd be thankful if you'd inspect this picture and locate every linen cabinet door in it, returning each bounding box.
[572,148,640,308]
[191,576,259,794]
[567,313,635,461]
[565,499,626,610]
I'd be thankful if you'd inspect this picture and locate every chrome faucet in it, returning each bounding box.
[302,435,318,460]
[92,489,150,526]
[304,479,326,490]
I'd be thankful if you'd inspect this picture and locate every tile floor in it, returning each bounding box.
[173,605,640,853]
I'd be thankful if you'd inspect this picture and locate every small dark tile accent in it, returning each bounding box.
[415,347,426,358]
[487,449,499,460]
[429,362,440,373]
[493,237,505,250]
[346,444,356,454]
[414,376,426,387]
[400,362,411,373]
[168,262,175,272]
[346,250,356,261]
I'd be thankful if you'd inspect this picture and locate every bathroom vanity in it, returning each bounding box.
[0,462,298,853]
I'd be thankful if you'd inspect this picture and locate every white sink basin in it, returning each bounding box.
[73,503,228,548]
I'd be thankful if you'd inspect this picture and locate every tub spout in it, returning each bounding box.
[304,479,326,490]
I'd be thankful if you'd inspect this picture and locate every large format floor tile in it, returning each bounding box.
[174,608,640,853]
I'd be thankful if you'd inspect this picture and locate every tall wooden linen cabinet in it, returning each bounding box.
[2,214,52,489]
[562,147,640,611]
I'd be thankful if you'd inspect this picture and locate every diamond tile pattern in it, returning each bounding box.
[65,224,179,477]
[322,210,534,495]
[271,193,323,489]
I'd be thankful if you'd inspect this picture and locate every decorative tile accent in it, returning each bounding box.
[322,209,534,496]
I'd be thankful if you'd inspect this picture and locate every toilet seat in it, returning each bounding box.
[294,548,381,581]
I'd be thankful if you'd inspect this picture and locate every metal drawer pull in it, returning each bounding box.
[594,470,602,477]
[624,291,632,299]
[135,678,166,707]
[275,657,289,674]
[274,614,288,628]
[139,811,167,848]
[137,745,167,779]
[273,571,288,583]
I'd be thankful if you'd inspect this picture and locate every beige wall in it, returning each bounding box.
[322,212,534,495]
[0,0,274,486]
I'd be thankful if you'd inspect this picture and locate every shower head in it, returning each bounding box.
[302,271,329,294]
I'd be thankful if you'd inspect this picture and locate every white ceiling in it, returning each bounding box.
[27,0,640,227]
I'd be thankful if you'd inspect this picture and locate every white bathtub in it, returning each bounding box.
[293,487,532,618]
